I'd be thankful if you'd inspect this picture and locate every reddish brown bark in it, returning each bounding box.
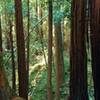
[14,0,28,99]
[47,0,53,100]
[70,0,89,99]
[90,0,100,100]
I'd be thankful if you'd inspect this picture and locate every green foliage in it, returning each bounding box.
[30,70,47,100]
[64,0,71,19]
[53,11,64,23]
[29,54,70,100]
[29,31,47,65]
[53,0,71,23]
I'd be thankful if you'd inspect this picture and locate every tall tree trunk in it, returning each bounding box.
[55,22,64,100]
[14,0,28,99]
[47,0,53,100]
[90,0,100,100]
[70,0,89,99]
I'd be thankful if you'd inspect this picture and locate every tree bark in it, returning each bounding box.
[90,0,100,100]
[14,0,28,99]
[70,0,89,99]
[47,0,53,100]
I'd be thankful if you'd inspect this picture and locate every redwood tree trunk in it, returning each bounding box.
[14,0,28,99]
[47,0,53,99]
[70,0,89,99]
[90,0,100,100]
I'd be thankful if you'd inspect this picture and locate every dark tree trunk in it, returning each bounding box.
[14,0,28,99]
[47,0,53,100]
[70,0,89,99]
[90,0,100,100]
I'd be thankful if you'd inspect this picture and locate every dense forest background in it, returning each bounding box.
[0,0,100,100]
